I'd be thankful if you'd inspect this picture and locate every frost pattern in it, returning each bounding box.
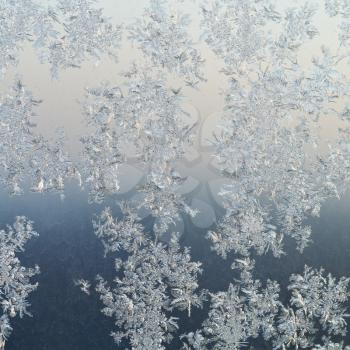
[182,263,350,350]
[0,217,39,349]
[0,80,77,196]
[39,0,122,78]
[0,0,48,76]
[325,0,350,46]
[128,0,205,87]
[1,0,350,349]
[0,0,121,78]
[93,205,204,349]
[205,2,350,258]
[274,266,350,349]
[81,66,197,235]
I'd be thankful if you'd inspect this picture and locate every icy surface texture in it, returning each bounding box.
[2,0,350,349]
[204,0,350,258]
[0,81,77,196]
[93,205,204,349]
[0,0,121,78]
[0,217,39,349]
[128,0,205,87]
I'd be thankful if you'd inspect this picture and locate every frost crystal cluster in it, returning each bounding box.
[2,0,350,349]
[181,261,350,350]
[204,0,350,258]
[0,0,121,78]
[0,217,39,349]
[128,0,205,87]
[0,80,77,195]
[93,205,204,349]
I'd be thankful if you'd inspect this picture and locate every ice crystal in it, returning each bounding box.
[137,171,198,238]
[200,0,274,71]
[325,0,350,46]
[94,206,204,349]
[74,279,91,295]
[2,0,350,348]
[128,0,205,87]
[182,258,280,350]
[81,67,197,234]
[0,0,121,79]
[0,0,50,77]
[182,263,350,350]
[0,217,39,348]
[205,2,350,258]
[39,0,122,78]
[82,67,195,170]
[93,204,145,255]
[74,1,350,348]
[0,80,76,195]
[274,266,350,349]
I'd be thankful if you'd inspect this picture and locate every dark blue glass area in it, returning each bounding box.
[2,185,350,350]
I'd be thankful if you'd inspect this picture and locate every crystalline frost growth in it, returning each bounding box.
[81,67,198,235]
[128,0,205,87]
[93,205,204,349]
[204,0,350,258]
[0,217,39,349]
[39,0,122,78]
[0,80,76,195]
[2,0,350,349]
[0,0,121,78]
[181,262,350,350]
